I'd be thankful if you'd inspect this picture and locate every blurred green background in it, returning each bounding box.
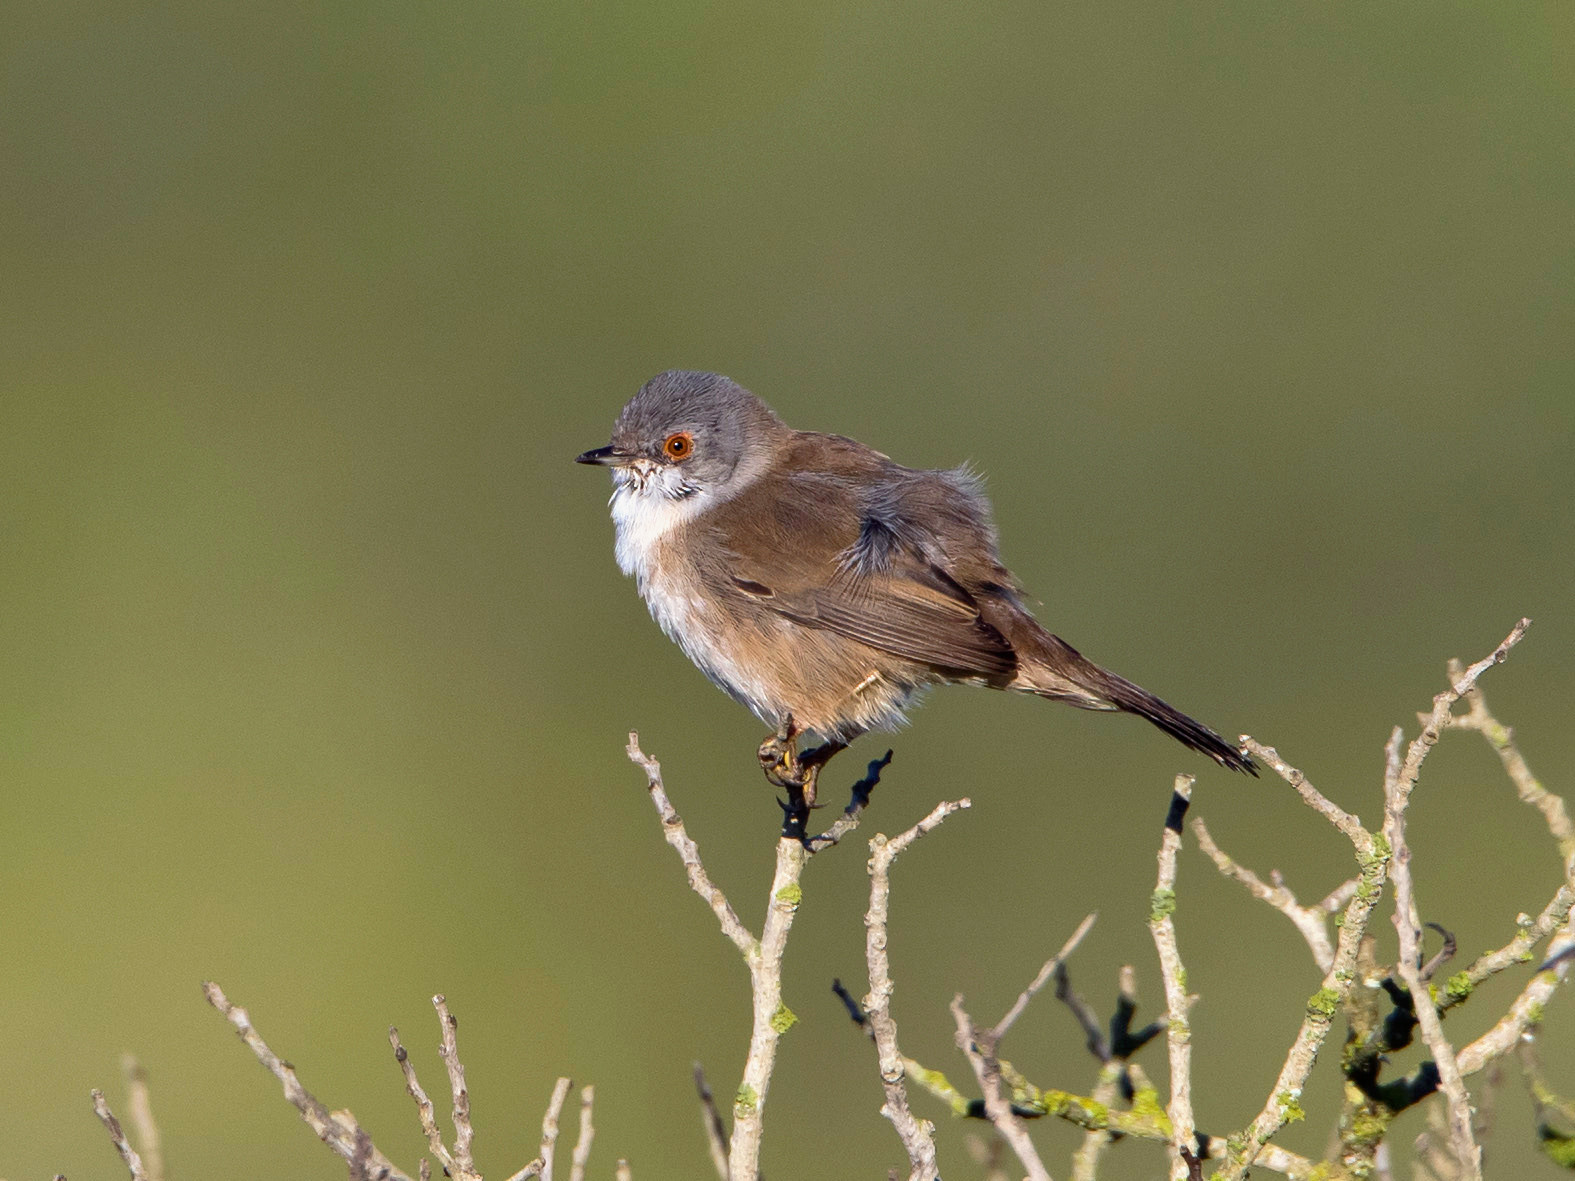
[3,2,1573,1177]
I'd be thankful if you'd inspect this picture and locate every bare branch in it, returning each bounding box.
[1441,886,1575,1020]
[1240,738,1376,856]
[120,1056,165,1181]
[693,1064,731,1181]
[1387,726,1481,1177]
[538,1076,573,1181]
[92,1089,148,1181]
[1193,817,1335,973]
[568,1085,596,1181]
[204,981,411,1181]
[390,1024,459,1178]
[1452,661,1573,871]
[990,912,1097,1043]
[626,734,757,957]
[432,995,478,1179]
[863,798,970,1179]
[951,996,1052,1181]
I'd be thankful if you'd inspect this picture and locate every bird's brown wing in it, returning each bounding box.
[706,452,1018,677]
[735,564,1016,676]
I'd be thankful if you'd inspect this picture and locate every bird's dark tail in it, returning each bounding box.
[1023,634,1258,775]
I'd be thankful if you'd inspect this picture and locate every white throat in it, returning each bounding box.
[610,482,710,584]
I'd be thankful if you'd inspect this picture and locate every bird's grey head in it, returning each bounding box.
[575,371,787,504]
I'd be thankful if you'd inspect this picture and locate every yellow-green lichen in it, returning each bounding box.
[1348,1108,1392,1145]
[1539,1129,1575,1168]
[1277,1091,1305,1123]
[1130,1087,1166,1122]
[1150,888,1177,922]
[775,883,802,906]
[1307,986,1341,1019]
[1445,971,1474,1002]
[734,1083,758,1113]
[770,1002,798,1033]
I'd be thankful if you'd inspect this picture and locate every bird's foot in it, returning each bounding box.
[757,718,803,792]
[795,740,847,810]
[759,719,842,835]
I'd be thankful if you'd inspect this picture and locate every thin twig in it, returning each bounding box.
[951,996,1051,1181]
[539,1076,573,1181]
[1452,658,1574,873]
[92,1089,148,1181]
[1386,724,1480,1178]
[1447,659,1575,1077]
[1440,885,1575,1017]
[807,750,892,852]
[390,1024,459,1178]
[694,1063,731,1180]
[1240,739,1375,855]
[990,913,1097,1043]
[568,1085,595,1181]
[204,981,411,1181]
[1456,957,1572,1076]
[1192,817,1335,973]
[1149,775,1199,1181]
[626,734,756,958]
[432,995,478,1179]
[863,798,971,1179]
[120,1056,165,1181]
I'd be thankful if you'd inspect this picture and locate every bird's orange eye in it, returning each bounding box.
[663,432,693,460]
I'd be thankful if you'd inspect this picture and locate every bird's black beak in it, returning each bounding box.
[575,445,626,466]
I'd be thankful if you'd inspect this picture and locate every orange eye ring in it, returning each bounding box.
[663,432,693,460]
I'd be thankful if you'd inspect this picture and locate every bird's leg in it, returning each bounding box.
[795,740,847,810]
[758,717,825,834]
[757,717,803,791]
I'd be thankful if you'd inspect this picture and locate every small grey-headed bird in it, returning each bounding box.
[578,370,1256,796]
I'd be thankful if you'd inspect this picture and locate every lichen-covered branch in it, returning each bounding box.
[1148,775,1198,1181]
[626,732,890,1180]
[1215,744,1390,1180]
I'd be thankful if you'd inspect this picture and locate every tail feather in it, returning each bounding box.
[1025,634,1258,775]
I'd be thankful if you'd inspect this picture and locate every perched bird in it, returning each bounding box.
[578,370,1255,801]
